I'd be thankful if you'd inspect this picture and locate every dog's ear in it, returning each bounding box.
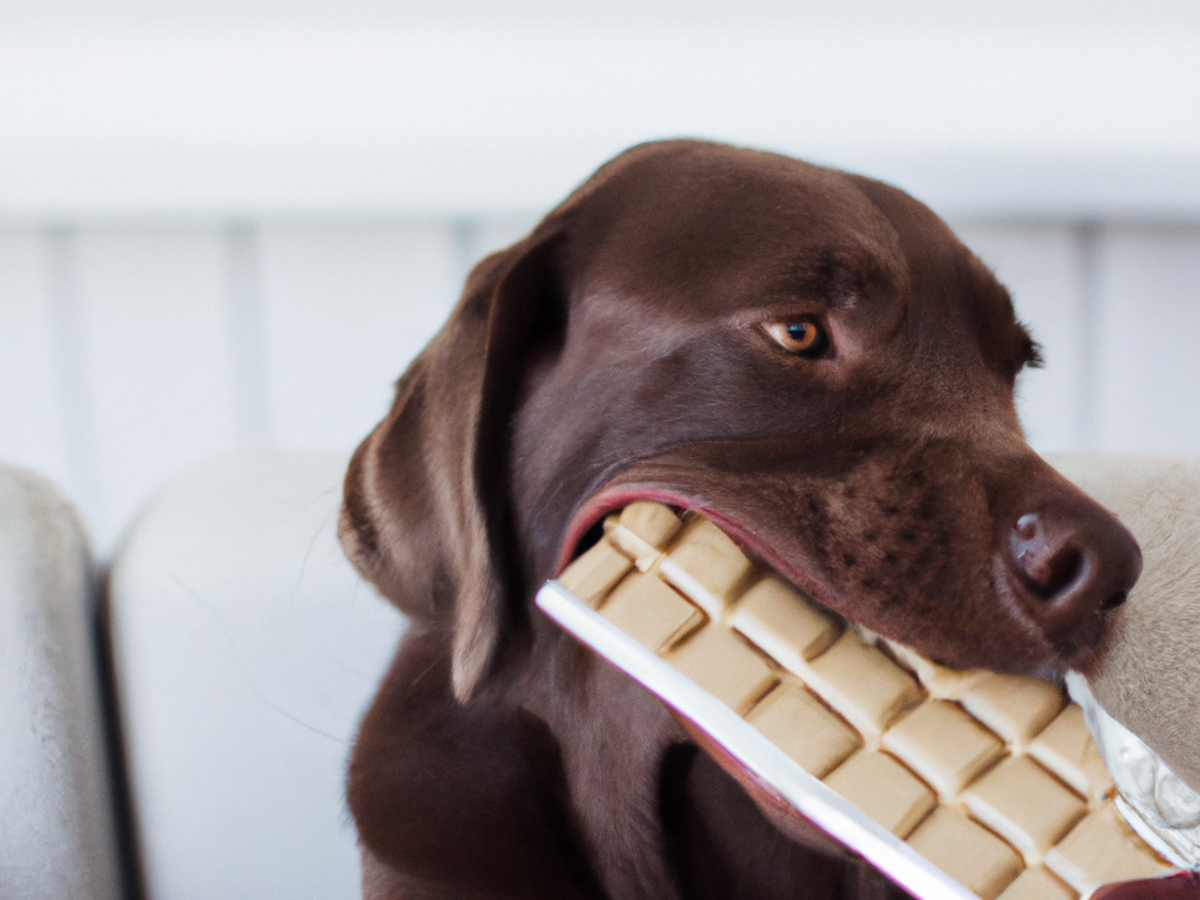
[341,227,567,701]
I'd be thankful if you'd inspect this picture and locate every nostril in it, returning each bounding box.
[1102,590,1128,611]
[1025,546,1084,601]
[1009,513,1085,601]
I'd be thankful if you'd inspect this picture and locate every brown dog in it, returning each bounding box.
[339,140,1143,899]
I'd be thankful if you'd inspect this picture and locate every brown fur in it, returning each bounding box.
[340,141,1143,899]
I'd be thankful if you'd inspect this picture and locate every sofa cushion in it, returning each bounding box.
[106,452,405,900]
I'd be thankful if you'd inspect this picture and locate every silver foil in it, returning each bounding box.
[1067,672,1200,869]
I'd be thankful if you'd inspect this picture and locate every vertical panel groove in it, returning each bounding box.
[1074,221,1102,450]
[451,218,481,286]
[45,227,99,520]
[225,225,270,449]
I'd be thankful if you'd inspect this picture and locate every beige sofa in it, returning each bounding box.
[0,456,404,900]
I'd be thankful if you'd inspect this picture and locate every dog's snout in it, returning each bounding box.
[1004,503,1142,663]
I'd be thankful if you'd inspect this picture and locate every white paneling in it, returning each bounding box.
[1093,225,1200,453]
[3,212,1198,559]
[6,0,1200,29]
[0,231,74,492]
[258,224,460,451]
[4,26,1200,221]
[953,222,1088,453]
[223,228,270,449]
[73,229,239,551]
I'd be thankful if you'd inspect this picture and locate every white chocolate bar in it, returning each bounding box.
[823,751,936,838]
[730,574,841,673]
[668,622,777,715]
[960,674,1065,751]
[1028,705,1115,807]
[1044,806,1179,896]
[807,631,925,743]
[996,869,1078,900]
[882,700,1007,799]
[604,500,685,571]
[961,756,1087,864]
[906,806,1024,900]
[557,536,633,607]
[660,517,756,617]
[555,504,1179,899]
[598,571,704,652]
[746,683,862,778]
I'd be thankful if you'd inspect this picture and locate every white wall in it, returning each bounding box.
[5,216,1199,553]
[5,24,1200,222]
[3,2,1200,552]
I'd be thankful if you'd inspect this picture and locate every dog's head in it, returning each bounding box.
[341,140,1141,700]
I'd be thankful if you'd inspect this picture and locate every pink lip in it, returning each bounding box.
[556,486,1075,676]
[554,486,696,575]
[554,485,838,616]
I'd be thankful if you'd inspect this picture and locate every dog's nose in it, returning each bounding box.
[1004,503,1142,661]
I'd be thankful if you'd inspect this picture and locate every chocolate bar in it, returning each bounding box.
[552,502,1180,900]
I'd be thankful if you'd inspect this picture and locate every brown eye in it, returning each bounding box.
[767,320,829,357]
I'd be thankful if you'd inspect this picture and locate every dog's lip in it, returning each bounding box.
[558,489,1078,677]
[554,485,837,616]
[554,486,697,577]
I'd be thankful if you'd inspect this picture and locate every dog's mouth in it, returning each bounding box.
[558,485,1126,682]
[558,485,1015,681]
[555,487,684,576]
[556,485,1041,678]
[556,486,835,616]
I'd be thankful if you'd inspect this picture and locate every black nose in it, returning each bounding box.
[1005,504,1142,662]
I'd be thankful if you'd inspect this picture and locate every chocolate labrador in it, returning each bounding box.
[339,140,1145,899]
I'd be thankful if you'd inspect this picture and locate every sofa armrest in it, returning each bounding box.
[0,466,124,900]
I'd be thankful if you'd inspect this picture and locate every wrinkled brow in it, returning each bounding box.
[775,247,904,307]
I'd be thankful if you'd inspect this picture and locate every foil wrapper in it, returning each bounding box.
[1068,672,1200,869]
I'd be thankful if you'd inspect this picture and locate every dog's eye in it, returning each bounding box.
[766,320,829,357]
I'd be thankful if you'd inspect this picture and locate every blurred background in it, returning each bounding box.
[3,0,1200,553]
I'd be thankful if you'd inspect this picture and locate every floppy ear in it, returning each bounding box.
[340,226,567,701]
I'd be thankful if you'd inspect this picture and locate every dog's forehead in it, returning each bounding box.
[845,173,1032,352]
[552,142,1033,376]
[564,143,910,310]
